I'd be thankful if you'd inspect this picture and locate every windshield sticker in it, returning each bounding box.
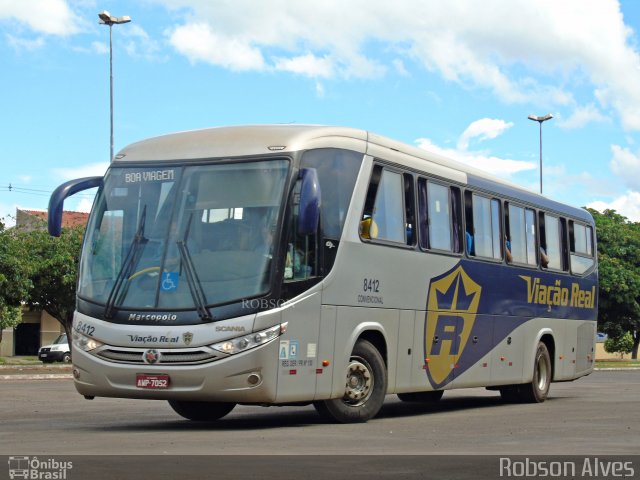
[124,169,176,183]
[161,272,179,292]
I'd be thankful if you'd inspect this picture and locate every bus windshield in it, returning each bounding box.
[79,159,289,315]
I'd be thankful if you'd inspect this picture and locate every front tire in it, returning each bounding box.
[314,339,387,423]
[168,400,236,421]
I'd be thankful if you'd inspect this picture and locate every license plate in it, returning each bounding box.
[136,374,170,389]
[40,354,47,358]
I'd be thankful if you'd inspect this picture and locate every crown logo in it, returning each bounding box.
[424,266,482,388]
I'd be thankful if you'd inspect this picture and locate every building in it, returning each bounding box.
[0,209,88,357]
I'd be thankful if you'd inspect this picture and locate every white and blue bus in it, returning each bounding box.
[49,125,597,423]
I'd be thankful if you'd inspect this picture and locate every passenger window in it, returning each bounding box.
[466,192,502,260]
[506,204,537,266]
[360,166,406,244]
[418,179,461,253]
[428,183,452,251]
[569,221,595,275]
[539,213,563,270]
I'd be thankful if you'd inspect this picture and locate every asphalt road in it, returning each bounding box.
[1,370,638,457]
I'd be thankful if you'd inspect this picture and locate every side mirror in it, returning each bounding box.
[48,176,103,236]
[297,168,321,236]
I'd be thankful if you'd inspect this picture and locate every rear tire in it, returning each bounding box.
[168,400,236,421]
[519,341,552,403]
[313,339,387,423]
[397,390,444,403]
[62,352,72,363]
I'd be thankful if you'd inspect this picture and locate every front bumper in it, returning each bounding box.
[72,338,279,403]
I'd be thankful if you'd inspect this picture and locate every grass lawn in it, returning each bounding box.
[595,359,640,368]
[0,356,42,365]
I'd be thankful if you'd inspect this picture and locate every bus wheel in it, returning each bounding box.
[168,400,236,421]
[313,339,387,423]
[519,342,552,403]
[397,390,444,403]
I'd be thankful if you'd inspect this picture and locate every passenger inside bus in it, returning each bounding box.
[359,217,378,239]
[540,247,550,268]
[466,231,475,255]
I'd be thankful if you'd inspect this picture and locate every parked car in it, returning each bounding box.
[596,332,608,342]
[38,334,71,363]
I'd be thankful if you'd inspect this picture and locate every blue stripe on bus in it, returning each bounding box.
[422,260,597,389]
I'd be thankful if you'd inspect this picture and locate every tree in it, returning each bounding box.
[0,222,84,341]
[0,305,21,347]
[604,331,634,359]
[588,208,640,359]
[21,226,85,339]
[0,221,31,347]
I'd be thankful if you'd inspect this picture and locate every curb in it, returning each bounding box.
[0,374,73,380]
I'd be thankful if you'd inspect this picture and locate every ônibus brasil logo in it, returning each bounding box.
[8,456,73,479]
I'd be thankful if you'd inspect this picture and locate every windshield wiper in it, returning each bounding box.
[177,213,213,322]
[104,206,148,318]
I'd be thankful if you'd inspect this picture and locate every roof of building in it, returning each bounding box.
[18,209,89,228]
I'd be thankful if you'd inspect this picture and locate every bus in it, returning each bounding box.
[48,125,597,423]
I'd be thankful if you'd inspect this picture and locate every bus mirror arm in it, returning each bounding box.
[297,168,321,236]
[48,176,103,237]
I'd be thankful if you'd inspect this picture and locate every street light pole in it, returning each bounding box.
[528,113,553,195]
[99,11,131,162]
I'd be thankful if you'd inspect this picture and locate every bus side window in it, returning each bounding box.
[418,180,461,253]
[506,203,537,266]
[360,165,406,244]
[569,221,595,275]
[539,212,563,270]
[466,192,502,260]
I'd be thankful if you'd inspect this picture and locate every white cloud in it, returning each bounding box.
[74,197,95,213]
[610,145,640,190]
[53,162,109,181]
[415,138,535,178]
[0,0,81,36]
[556,104,609,129]
[0,202,17,227]
[457,118,513,150]
[392,59,409,77]
[588,192,640,221]
[274,54,334,78]
[6,34,45,51]
[91,41,109,55]
[123,24,164,61]
[169,22,266,71]
[156,0,640,130]
[414,118,534,178]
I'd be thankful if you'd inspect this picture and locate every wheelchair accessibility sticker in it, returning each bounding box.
[161,272,179,292]
[279,340,299,359]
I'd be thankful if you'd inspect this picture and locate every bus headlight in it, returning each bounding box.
[211,323,286,355]
[72,331,103,352]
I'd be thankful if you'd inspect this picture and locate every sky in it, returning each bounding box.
[2,0,640,227]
